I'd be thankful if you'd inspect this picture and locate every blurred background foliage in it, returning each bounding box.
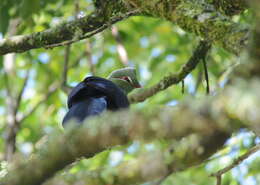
[0,0,259,184]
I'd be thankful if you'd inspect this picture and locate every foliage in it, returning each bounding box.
[0,0,259,185]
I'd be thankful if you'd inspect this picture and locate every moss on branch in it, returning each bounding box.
[2,76,260,185]
[128,40,211,103]
[0,0,249,55]
[44,132,229,185]
[0,1,138,55]
[210,0,247,16]
[125,0,249,54]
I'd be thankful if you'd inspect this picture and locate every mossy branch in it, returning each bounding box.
[44,131,229,185]
[0,9,139,55]
[125,0,249,54]
[128,40,211,103]
[2,76,260,185]
[0,0,249,56]
[209,0,247,16]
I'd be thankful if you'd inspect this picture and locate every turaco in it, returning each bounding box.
[62,67,141,126]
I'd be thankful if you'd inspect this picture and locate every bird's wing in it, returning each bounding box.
[68,76,129,109]
[62,97,107,126]
[84,77,129,109]
[67,77,111,108]
[67,82,87,108]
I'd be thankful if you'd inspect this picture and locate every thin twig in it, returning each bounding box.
[61,2,79,94]
[14,69,30,116]
[18,82,60,123]
[69,52,85,68]
[85,40,96,75]
[3,19,22,161]
[194,64,203,95]
[3,71,12,98]
[181,80,185,94]
[63,45,70,85]
[202,57,210,94]
[210,144,260,185]
[19,13,78,121]
[61,45,71,94]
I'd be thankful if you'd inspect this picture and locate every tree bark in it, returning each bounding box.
[0,0,248,55]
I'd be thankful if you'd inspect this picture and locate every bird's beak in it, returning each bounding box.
[134,83,141,88]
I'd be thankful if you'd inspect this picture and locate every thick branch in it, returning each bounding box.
[44,132,228,185]
[0,0,248,56]
[210,0,247,16]
[3,75,260,185]
[128,40,211,103]
[247,0,260,77]
[0,110,228,185]
[0,9,139,55]
[125,0,249,54]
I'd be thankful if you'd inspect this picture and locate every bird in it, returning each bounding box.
[62,67,141,127]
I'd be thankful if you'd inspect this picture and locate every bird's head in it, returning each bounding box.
[108,67,141,94]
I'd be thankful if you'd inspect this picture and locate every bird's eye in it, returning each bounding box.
[122,76,132,83]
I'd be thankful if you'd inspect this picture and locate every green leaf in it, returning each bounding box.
[19,0,41,19]
[0,7,10,34]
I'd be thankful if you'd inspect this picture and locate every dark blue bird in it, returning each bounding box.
[62,68,141,127]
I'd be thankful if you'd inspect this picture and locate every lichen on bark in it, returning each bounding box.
[209,0,247,16]
[124,0,249,54]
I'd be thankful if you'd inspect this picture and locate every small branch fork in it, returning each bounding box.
[17,0,82,123]
[4,68,30,161]
[210,144,260,185]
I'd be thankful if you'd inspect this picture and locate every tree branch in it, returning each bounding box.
[18,82,60,123]
[128,40,211,103]
[202,56,210,94]
[3,75,260,185]
[210,0,247,16]
[61,45,71,94]
[0,9,139,55]
[3,19,27,161]
[125,0,248,55]
[0,109,229,184]
[247,0,260,78]
[44,133,226,185]
[14,69,30,116]
[0,0,248,56]
[210,144,260,185]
